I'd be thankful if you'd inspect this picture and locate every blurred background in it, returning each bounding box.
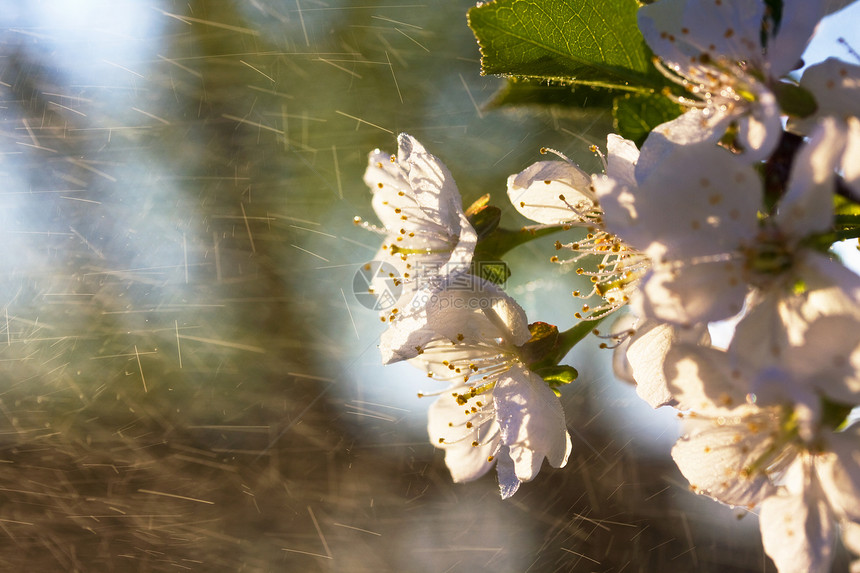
[0,1,856,571]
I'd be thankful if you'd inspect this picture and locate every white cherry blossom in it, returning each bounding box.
[359,133,477,325]
[638,0,825,159]
[666,317,860,572]
[792,58,860,195]
[506,136,649,319]
[404,279,572,498]
[593,119,850,328]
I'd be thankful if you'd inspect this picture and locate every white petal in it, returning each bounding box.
[729,291,792,369]
[427,389,500,484]
[818,426,860,523]
[494,364,572,480]
[602,140,761,260]
[775,118,844,237]
[639,109,729,169]
[605,134,639,186]
[735,86,783,161]
[679,0,764,64]
[841,520,860,569]
[626,320,707,409]
[764,0,825,76]
[787,316,860,403]
[664,343,752,414]
[799,58,860,121]
[425,279,531,347]
[639,0,763,67]
[760,473,837,573]
[379,277,529,364]
[495,446,521,499]
[507,161,594,225]
[797,250,860,297]
[637,0,692,66]
[672,414,780,508]
[610,312,638,385]
[844,117,860,196]
[639,259,748,326]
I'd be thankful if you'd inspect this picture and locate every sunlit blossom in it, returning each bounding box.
[358,133,477,325]
[639,0,825,159]
[593,120,852,328]
[406,279,572,498]
[666,317,860,572]
[506,136,650,320]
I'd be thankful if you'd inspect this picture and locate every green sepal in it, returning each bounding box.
[466,194,503,241]
[772,81,817,118]
[529,316,605,371]
[534,365,579,396]
[801,227,860,252]
[835,194,860,217]
[821,396,854,432]
[517,322,559,364]
[835,214,860,229]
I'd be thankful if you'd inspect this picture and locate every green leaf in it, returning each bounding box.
[489,78,617,113]
[468,0,666,92]
[772,81,817,118]
[613,92,683,147]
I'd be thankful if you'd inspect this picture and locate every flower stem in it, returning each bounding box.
[532,315,608,370]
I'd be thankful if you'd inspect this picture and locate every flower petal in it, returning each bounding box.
[495,446,521,499]
[764,0,824,76]
[639,259,748,326]
[380,277,529,364]
[507,161,594,225]
[735,86,783,161]
[638,0,763,68]
[427,387,500,484]
[845,117,860,196]
[818,425,860,523]
[625,321,685,408]
[672,413,780,507]
[774,117,844,237]
[787,316,860,403]
[605,134,640,186]
[599,140,761,260]
[663,344,751,414]
[798,58,860,122]
[494,364,572,479]
[760,472,837,573]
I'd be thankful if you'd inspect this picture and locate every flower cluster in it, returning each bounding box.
[359,134,572,498]
[356,0,860,570]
